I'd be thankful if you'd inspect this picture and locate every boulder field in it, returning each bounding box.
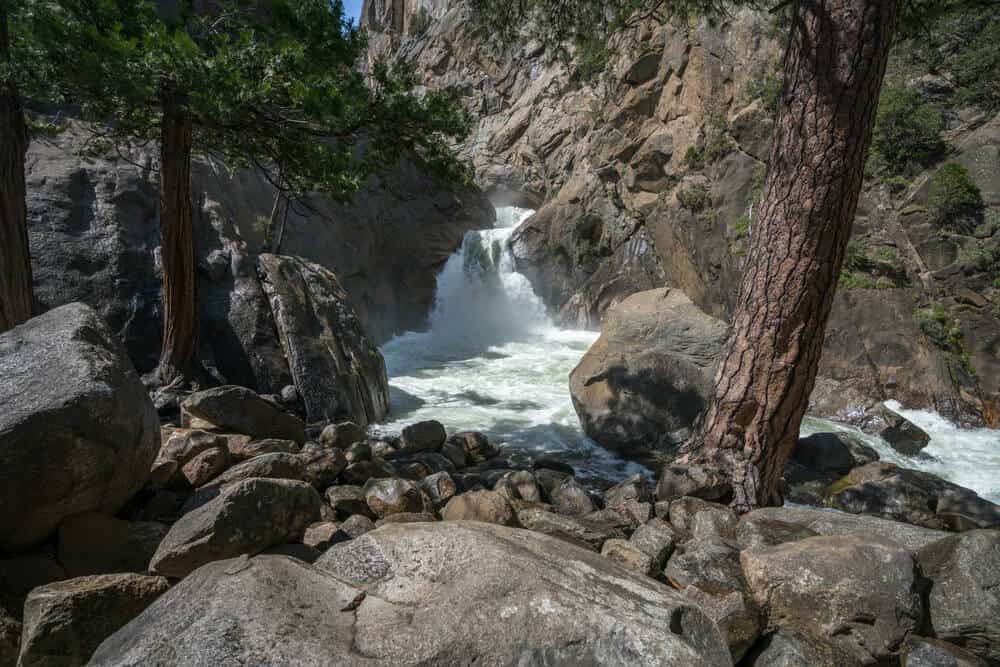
[2,305,999,667]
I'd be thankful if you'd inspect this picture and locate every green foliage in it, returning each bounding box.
[974,209,1000,238]
[927,162,984,233]
[12,0,470,201]
[870,85,946,175]
[840,237,909,288]
[682,146,704,171]
[746,64,781,112]
[408,7,432,37]
[677,182,711,212]
[839,272,876,289]
[732,215,750,239]
[962,239,1000,274]
[994,277,1000,289]
[567,36,613,87]
[703,113,731,164]
[915,302,974,376]
[842,237,870,273]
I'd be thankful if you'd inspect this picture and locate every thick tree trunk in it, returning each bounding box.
[680,0,897,511]
[0,0,32,333]
[157,94,198,384]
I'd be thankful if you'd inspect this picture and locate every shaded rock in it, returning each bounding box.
[344,442,371,464]
[0,550,66,622]
[181,386,306,443]
[340,459,396,486]
[302,522,341,551]
[789,431,879,480]
[336,514,375,540]
[180,446,230,487]
[261,543,321,564]
[629,518,677,569]
[569,289,729,460]
[600,538,656,576]
[446,431,497,463]
[859,404,931,456]
[150,478,321,578]
[19,573,168,667]
[604,474,654,509]
[145,459,178,491]
[735,517,817,551]
[419,471,458,508]
[901,636,988,667]
[324,485,374,520]
[502,470,543,503]
[401,420,447,452]
[91,523,731,665]
[516,508,627,552]
[918,530,1000,663]
[297,442,348,489]
[681,586,764,664]
[533,458,576,475]
[228,438,300,461]
[742,629,858,667]
[741,535,924,664]
[665,538,745,596]
[258,254,390,426]
[0,303,159,550]
[362,478,429,518]
[158,429,225,469]
[656,464,733,504]
[319,421,366,449]
[441,490,517,526]
[669,497,738,539]
[376,512,438,525]
[742,506,950,551]
[548,478,595,516]
[440,439,468,468]
[208,452,306,488]
[0,607,19,667]
[827,462,1000,531]
[56,513,167,577]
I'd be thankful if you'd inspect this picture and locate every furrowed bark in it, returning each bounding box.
[681,0,898,511]
[0,0,33,333]
[156,92,198,384]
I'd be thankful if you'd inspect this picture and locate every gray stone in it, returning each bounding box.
[656,464,733,503]
[742,629,857,667]
[18,573,168,667]
[150,478,322,578]
[180,446,230,487]
[446,431,497,463]
[56,513,167,577]
[181,385,307,443]
[302,522,341,551]
[600,538,656,576]
[419,471,458,508]
[340,459,396,486]
[208,452,306,488]
[629,518,677,569]
[362,478,429,518]
[918,530,1000,663]
[517,508,627,551]
[735,517,817,551]
[91,523,731,665]
[343,442,371,464]
[442,490,517,526]
[297,442,348,489]
[669,497,737,536]
[681,586,764,664]
[319,421,366,449]
[401,420,447,451]
[548,478,595,516]
[0,303,159,551]
[665,537,745,596]
[228,438,300,461]
[0,606,19,667]
[859,403,931,456]
[324,485,374,520]
[742,535,924,664]
[336,514,376,540]
[901,636,988,667]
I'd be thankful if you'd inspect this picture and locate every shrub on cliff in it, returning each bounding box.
[928,163,984,234]
[871,85,946,175]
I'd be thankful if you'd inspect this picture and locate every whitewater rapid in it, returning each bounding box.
[380,206,1000,499]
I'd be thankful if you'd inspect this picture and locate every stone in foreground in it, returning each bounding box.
[92,522,731,665]
[0,303,160,551]
[149,478,321,578]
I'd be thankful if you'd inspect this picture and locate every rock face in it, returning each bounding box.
[741,535,924,664]
[18,574,169,667]
[0,303,159,551]
[569,288,729,460]
[258,254,390,425]
[92,522,732,665]
[149,478,322,578]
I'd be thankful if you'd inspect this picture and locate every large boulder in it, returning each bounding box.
[149,478,322,578]
[18,573,168,667]
[258,254,390,426]
[181,386,307,443]
[56,513,168,577]
[741,535,925,664]
[918,530,1000,663]
[92,522,732,665]
[569,288,729,461]
[0,303,159,551]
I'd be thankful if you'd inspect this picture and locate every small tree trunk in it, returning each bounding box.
[680,0,897,511]
[157,93,197,384]
[0,0,33,333]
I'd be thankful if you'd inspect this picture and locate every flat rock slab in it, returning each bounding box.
[92,522,732,666]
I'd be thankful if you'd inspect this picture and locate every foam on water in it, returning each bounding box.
[379,206,647,483]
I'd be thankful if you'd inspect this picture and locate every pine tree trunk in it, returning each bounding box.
[680,0,898,511]
[0,0,32,333]
[156,94,197,384]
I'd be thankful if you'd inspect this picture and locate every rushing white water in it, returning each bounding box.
[801,402,1000,503]
[379,206,648,484]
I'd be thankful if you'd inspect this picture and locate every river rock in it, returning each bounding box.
[681,586,764,664]
[363,478,429,518]
[858,404,931,456]
[337,514,376,540]
[918,530,1000,663]
[656,463,734,503]
[340,458,396,486]
[91,522,731,665]
[517,508,629,551]
[441,490,517,526]
[324,485,374,520]
[600,538,656,576]
[742,629,858,667]
[569,288,729,461]
[158,429,227,469]
[18,573,168,667]
[228,437,300,461]
[741,535,924,664]
[180,446,230,487]
[788,431,879,480]
[901,636,988,667]
[630,518,678,569]
[827,462,1000,531]
[665,537,746,596]
[446,430,497,463]
[344,442,371,463]
[0,550,67,624]
[670,497,739,540]
[150,478,322,578]
[0,303,160,551]
[735,517,818,551]
[419,471,458,508]
[547,478,595,516]
[56,513,168,577]
[181,385,307,443]
[302,522,342,551]
[400,420,447,452]
[297,442,348,488]
[319,421,366,449]
[208,452,307,488]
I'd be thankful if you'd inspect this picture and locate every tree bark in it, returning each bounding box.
[680,0,898,511]
[0,0,33,333]
[157,93,198,384]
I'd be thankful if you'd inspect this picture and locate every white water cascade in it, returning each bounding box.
[379,206,647,482]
